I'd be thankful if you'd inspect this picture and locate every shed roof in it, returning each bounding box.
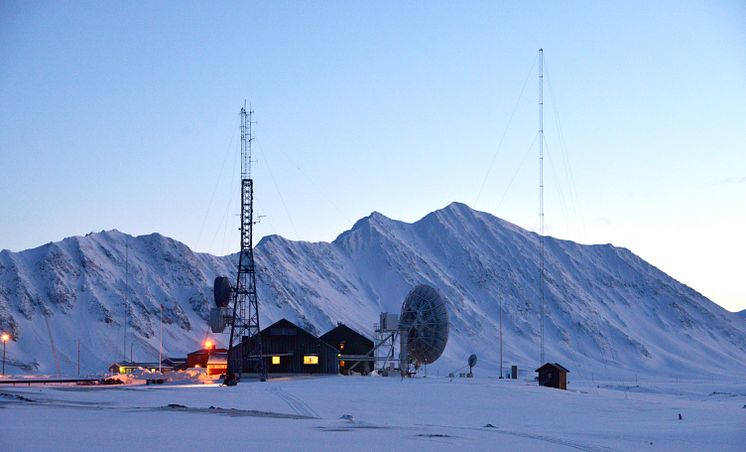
[535,362,570,373]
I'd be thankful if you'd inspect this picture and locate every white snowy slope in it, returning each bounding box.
[1,202,745,378]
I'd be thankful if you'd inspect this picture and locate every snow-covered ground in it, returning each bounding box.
[2,375,744,451]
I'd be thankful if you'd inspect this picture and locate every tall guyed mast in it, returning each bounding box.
[538,48,546,365]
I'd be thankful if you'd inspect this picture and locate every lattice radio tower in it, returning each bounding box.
[227,102,267,381]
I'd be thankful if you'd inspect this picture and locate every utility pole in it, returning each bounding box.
[159,304,163,373]
[77,338,80,376]
[1,333,9,376]
[499,296,503,378]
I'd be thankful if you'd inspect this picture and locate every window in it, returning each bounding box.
[272,356,281,365]
[303,355,319,365]
[340,360,345,367]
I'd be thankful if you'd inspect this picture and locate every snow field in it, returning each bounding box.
[1,375,744,451]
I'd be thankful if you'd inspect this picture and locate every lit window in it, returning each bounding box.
[272,356,281,365]
[340,360,345,367]
[303,355,319,365]
[339,342,345,350]
[119,367,125,374]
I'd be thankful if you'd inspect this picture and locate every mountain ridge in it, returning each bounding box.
[0,202,744,378]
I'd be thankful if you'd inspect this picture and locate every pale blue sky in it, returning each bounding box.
[1,1,744,310]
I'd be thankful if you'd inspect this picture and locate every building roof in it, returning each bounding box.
[110,361,172,369]
[207,353,227,365]
[535,362,570,373]
[319,323,374,346]
[187,347,228,357]
[249,318,338,352]
[162,357,187,365]
[164,357,186,362]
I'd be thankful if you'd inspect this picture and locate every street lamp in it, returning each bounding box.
[1,333,9,376]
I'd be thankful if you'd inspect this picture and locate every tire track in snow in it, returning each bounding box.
[417,423,621,452]
[268,385,320,418]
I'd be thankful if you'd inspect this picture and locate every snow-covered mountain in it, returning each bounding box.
[1,202,745,378]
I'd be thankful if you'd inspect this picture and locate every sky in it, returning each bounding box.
[1,1,744,311]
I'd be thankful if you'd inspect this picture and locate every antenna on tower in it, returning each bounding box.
[240,100,255,180]
[225,102,267,382]
[538,48,546,365]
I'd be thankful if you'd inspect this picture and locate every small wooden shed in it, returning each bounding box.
[535,362,570,390]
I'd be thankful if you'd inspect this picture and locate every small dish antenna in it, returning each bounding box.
[213,276,232,307]
[209,276,233,333]
[468,354,477,375]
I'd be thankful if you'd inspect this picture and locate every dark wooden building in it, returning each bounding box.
[231,318,339,375]
[320,323,374,375]
[535,362,570,390]
[162,357,188,371]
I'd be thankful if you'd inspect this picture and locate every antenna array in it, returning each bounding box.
[226,104,267,381]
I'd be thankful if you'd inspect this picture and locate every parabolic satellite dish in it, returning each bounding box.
[209,306,227,333]
[213,276,232,308]
[399,284,449,367]
[209,276,232,333]
[468,354,478,369]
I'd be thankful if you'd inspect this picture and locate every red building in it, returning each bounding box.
[187,344,228,376]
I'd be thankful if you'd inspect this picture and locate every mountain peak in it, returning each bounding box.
[3,201,745,379]
[349,210,394,231]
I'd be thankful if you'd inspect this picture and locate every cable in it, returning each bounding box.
[475,52,539,205]
[495,131,540,213]
[255,125,354,228]
[255,138,299,237]
[195,114,241,250]
[543,136,574,235]
[210,138,240,255]
[544,59,587,235]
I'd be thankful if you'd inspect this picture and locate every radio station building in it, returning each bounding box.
[231,318,339,374]
[320,322,374,375]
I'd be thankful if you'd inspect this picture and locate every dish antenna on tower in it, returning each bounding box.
[468,354,477,376]
[209,276,232,333]
[398,284,449,376]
